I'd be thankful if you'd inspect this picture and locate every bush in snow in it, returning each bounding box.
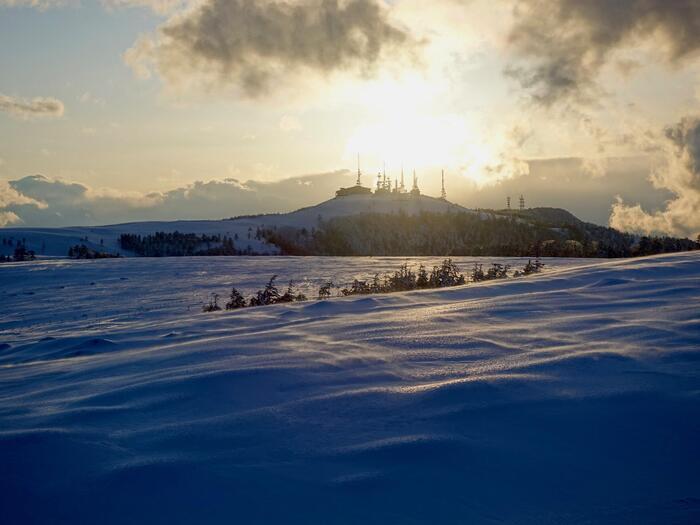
[203,293,222,312]
[250,276,282,307]
[318,281,334,299]
[225,288,247,310]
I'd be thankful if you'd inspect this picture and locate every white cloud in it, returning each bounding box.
[0,93,65,119]
[1,171,353,226]
[0,211,21,227]
[279,115,302,132]
[0,0,187,12]
[611,116,700,238]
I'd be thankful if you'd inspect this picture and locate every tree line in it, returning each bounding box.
[68,244,120,259]
[0,242,36,263]
[119,232,239,257]
[262,210,698,258]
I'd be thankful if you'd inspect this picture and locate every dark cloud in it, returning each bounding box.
[611,116,700,237]
[506,0,700,106]
[0,93,65,119]
[127,0,414,96]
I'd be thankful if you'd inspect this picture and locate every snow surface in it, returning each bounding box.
[1,252,700,524]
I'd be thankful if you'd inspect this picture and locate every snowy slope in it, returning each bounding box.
[1,252,700,524]
[0,217,278,257]
[0,194,468,257]
[273,193,467,227]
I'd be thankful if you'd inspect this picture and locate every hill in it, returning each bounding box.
[264,206,697,257]
[0,194,696,258]
[0,194,469,257]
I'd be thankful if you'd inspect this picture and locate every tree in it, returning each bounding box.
[13,244,35,261]
[250,275,281,306]
[318,281,333,299]
[278,281,296,303]
[416,265,430,289]
[203,293,222,312]
[225,288,246,310]
[471,263,485,282]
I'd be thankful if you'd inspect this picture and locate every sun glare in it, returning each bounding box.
[344,76,512,186]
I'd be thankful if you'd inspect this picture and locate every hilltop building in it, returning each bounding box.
[335,156,373,197]
[336,159,451,201]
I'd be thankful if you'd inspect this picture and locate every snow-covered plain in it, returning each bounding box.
[1,253,700,524]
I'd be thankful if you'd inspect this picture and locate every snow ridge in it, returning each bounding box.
[1,252,700,523]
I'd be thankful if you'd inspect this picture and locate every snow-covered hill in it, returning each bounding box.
[0,194,469,257]
[1,252,699,523]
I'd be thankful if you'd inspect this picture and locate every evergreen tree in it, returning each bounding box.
[416,265,430,288]
[225,288,246,310]
[318,281,333,299]
[250,275,281,306]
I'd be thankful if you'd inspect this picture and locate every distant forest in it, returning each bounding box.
[262,209,699,258]
[119,232,239,257]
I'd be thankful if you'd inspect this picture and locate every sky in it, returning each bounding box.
[0,0,699,237]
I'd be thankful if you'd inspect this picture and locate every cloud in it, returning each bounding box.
[611,116,700,238]
[0,179,46,226]
[505,0,700,107]
[279,115,302,132]
[0,171,354,226]
[101,0,188,14]
[0,0,71,7]
[125,0,415,98]
[0,93,65,119]
[0,0,185,12]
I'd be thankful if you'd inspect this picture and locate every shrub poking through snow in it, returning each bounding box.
[318,281,334,299]
[471,263,486,282]
[486,263,510,280]
[522,258,546,275]
[279,281,308,303]
[341,259,466,296]
[430,259,466,287]
[225,288,246,310]
[204,259,547,312]
[203,293,222,312]
[250,276,282,307]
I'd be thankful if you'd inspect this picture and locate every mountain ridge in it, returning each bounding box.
[0,194,696,258]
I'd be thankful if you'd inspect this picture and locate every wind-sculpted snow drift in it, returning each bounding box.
[1,253,700,523]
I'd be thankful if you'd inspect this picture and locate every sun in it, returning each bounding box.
[342,73,525,188]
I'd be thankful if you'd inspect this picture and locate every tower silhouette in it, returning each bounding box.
[410,170,420,196]
[356,154,362,186]
[507,196,511,210]
[440,170,447,200]
[519,194,525,211]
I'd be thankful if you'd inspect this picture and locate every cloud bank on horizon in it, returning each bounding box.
[1,0,699,236]
[0,171,354,227]
[0,158,674,229]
